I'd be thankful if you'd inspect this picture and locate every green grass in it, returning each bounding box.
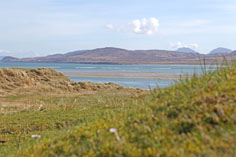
[0,107,126,156]
[0,90,139,156]
[1,64,236,156]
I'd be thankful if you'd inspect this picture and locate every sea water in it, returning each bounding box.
[0,62,218,89]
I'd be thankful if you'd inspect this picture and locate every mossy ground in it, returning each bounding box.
[1,64,236,156]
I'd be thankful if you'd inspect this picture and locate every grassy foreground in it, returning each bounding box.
[1,64,236,156]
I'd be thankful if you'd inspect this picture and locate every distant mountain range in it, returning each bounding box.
[176,47,198,54]
[209,47,232,54]
[1,47,236,64]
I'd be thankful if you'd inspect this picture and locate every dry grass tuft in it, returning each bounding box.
[0,68,125,96]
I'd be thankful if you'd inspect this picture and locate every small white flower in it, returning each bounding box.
[109,128,121,142]
[109,128,117,133]
[31,135,41,139]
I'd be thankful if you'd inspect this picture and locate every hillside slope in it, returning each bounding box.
[16,64,236,156]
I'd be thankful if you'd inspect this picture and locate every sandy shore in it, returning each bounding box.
[64,72,184,80]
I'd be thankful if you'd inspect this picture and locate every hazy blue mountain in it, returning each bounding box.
[209,47,232,54]
[1,56,19,62]
[0,56,6,60]
[231,50,236,54]
[176,47,198,53]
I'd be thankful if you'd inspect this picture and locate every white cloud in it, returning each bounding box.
[105,24,114,30]
[131,18,159,35]
[170,42,183,49]
[189,43,199,49]
[105,17,160,35]
[170,42,199,50]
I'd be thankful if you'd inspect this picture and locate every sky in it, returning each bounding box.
[0,0,236,57]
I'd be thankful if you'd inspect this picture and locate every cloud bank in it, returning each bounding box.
[170,42,199,50]
[105,17,159,35]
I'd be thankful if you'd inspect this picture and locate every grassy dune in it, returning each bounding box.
[1,64,236,156]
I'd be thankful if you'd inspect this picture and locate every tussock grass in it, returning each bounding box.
[0,68,124,96]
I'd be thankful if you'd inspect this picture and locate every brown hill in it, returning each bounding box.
[0,68,124,96]
[2,47,236,64]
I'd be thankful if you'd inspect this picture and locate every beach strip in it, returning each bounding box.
[63,72,185,80]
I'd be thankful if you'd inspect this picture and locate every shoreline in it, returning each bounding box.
[0,61,225,65]
[64,72,184,80]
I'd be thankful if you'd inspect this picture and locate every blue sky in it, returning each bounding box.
[0,0,236,57]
